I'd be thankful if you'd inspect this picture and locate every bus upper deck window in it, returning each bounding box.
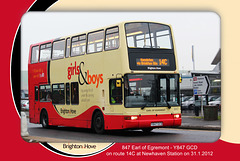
[87,30,104,54]
[105,27,119,50]
[39,43,52,62]
[65,38,70,58]
[31,46,39,63]
[125,22,173,49]
[71,34,86,57]
[52,40,65,60]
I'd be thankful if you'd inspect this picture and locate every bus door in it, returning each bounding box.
[109,78,123,112]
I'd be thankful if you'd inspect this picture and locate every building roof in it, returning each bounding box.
[180,70,220,77]
[211,49,221,65]
[191,71,220,75]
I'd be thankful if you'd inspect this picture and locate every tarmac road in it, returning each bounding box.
[25,121,220,143]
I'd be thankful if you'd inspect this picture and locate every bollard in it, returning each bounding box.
[203,105,218,121]
[21,112,29,137]
[194,106,199,116]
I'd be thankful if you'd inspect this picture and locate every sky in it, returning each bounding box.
[21,12,220,71]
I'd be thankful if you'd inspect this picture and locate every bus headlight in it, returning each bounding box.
[174,114,180,118]
[131,116,138,120]
[124,116,138,120]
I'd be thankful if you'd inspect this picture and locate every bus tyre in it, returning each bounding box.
[41,110,49,128]
[142,128,154,133]
[93,111,105,134]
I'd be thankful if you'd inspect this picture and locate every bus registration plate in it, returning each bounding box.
[151,122,163,127]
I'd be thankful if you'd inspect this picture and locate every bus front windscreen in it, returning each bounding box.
[124,74,180,108]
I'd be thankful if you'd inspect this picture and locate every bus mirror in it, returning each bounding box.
[116,79,122,87]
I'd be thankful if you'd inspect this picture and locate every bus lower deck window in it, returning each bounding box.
[71,82,79,105]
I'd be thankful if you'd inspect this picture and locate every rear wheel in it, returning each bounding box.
[41,110,49,128]
[93,111,105,134]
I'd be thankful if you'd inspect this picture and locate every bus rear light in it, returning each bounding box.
[124,116,138,120]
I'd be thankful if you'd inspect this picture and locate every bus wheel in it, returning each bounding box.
[142,128,154,133]
[41,110,49,128]
[93,111,105,134]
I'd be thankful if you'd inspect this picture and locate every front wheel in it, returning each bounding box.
[92,111,105,134]
[142,128,154,133]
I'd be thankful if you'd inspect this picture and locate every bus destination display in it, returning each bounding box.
[136,58,170,67]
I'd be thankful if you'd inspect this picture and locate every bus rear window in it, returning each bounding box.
[31,46,39,63]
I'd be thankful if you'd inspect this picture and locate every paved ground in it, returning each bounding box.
[180,110,221,131]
